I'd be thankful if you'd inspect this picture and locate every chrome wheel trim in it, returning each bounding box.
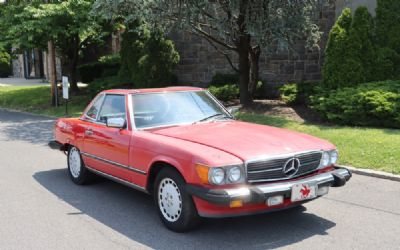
[69,147,81,178]
[158,178,182,222]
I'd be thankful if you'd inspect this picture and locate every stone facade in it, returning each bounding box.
[170,0,376,91]
[11,54,24,78]
[171,3,336,89]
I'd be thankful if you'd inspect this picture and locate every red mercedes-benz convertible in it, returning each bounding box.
[50,87,351,232]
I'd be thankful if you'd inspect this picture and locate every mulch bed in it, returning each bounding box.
[239,99,325,124]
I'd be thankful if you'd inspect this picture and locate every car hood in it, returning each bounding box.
[148,121,334,161]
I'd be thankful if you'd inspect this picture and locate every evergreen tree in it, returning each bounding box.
[323,8,363,88]
[118,22,179,87]
[375,0,400,79]
[349,6,375,82]
[375,0,400,53]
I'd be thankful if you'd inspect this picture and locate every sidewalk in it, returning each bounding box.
[0,77,49,87]
[0,77,87,87]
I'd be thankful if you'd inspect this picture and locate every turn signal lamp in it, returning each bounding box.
[229,200,243,208]
[195,164,209,184]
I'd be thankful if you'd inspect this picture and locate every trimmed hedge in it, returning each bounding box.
[279,82,317,105]
[87,76,131,96]
[310,81,400,128]
[78,54,121,83]
[208,84,239,102]
[0,50,11,77]
[209,73,239,87]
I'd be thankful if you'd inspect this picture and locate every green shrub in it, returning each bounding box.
[280,82,317,105]
[208,84,239,102]
[209,73,239,87]
[98,54,120,64]
[119,23,179,88]
[78,62,102,83]
[280,83,298,104]
[310,81,400,128]
[0,50,11,77]
[87,76,132,96]
[78,55,121,83]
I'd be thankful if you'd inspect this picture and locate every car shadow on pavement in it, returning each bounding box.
[33,168,336,250]
[0,109,55,145]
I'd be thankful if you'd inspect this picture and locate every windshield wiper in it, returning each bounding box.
[193,113,229,124]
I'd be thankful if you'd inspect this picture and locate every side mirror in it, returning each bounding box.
[106,117,126,129]
[227,106,240,118]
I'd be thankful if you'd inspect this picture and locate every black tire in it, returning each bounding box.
[154,168,201,232]
[67,146,94,185]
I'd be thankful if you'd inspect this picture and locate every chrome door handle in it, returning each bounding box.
[85,129,93,135]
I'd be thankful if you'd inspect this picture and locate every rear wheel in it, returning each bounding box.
[67,146,93,185]
[154,168,200,232]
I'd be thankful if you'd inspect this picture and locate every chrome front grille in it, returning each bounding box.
[246,151,322,183]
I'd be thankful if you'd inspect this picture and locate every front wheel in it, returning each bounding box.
[154,168,200,232]
[67,146,93,185]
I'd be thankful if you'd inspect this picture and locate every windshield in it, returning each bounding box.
[132,91,231,129]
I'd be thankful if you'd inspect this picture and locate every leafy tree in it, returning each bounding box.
[0,0,109,93]
[118,22,150,81]
[93,0,324,106]
[118,22,179,87]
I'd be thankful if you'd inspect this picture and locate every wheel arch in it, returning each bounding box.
[146,160,186,195]
[61,143,71,152]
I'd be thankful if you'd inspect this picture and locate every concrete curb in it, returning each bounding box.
[345,166,400,182]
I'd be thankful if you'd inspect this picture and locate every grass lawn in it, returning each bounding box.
[1,85,399,174]
[237,112,400,174]
[0,86,91,117]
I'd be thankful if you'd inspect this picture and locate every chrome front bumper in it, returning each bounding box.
[187,167,351,206]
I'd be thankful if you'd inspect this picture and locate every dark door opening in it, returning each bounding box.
[23,49,44,79]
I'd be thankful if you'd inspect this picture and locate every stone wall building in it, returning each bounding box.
[171,3,334,88]
[10,48,62,80]
[171,0,377,91]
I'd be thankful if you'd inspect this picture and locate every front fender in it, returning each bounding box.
[148,155,188,179]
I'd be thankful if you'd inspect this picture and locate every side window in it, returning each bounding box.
[97,95,126,123]
[86,94,104,120]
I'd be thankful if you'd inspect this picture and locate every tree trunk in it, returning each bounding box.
[68,36,80,94]
[249,47,261,96]
[237,0,252,106]
[48,40,58,107]
[69,61,79,94]
[238,37,252,106]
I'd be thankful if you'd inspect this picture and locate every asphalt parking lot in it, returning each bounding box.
[1,108,399,250]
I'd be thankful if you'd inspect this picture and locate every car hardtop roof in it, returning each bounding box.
[101,86,204,95]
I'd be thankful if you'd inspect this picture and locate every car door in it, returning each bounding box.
[81,94,132,181]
